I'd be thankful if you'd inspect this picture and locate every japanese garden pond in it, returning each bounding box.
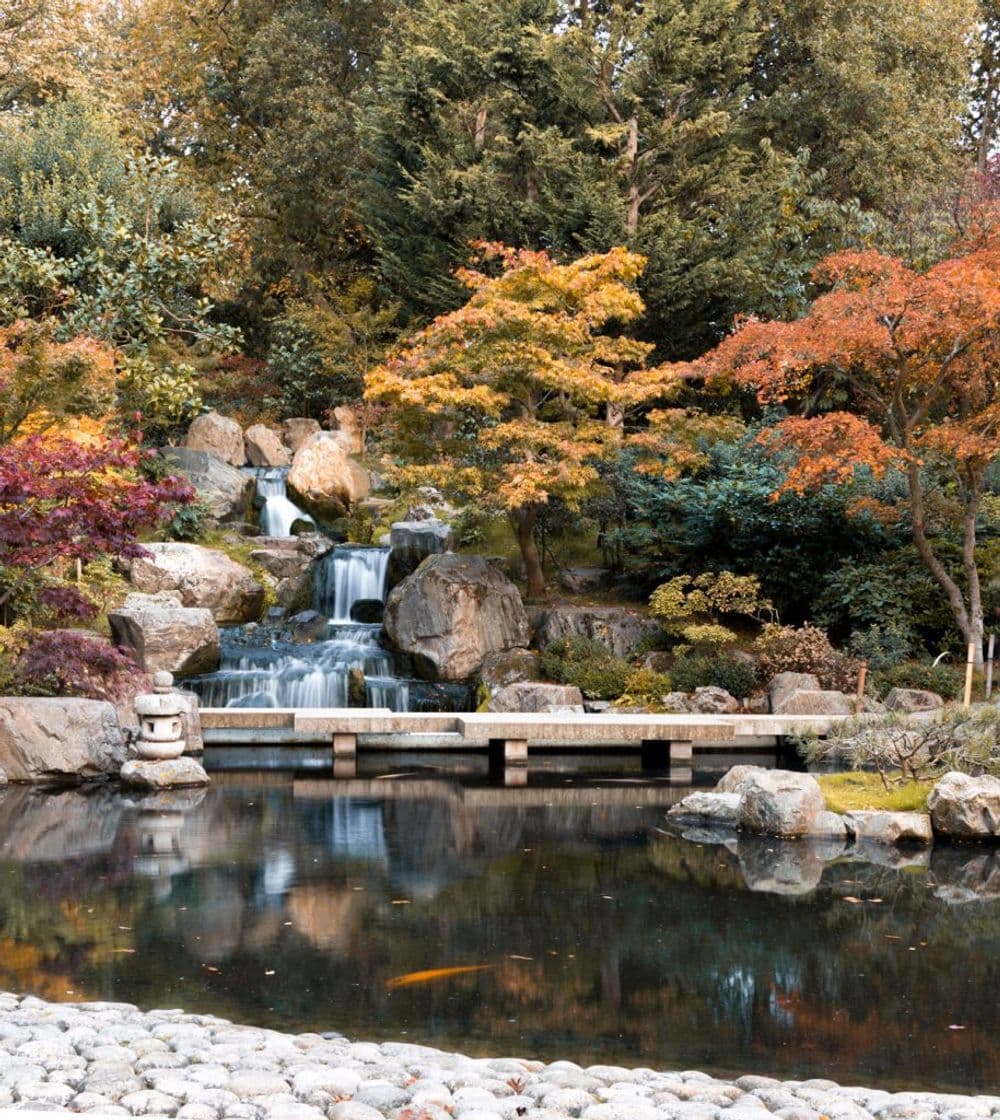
[0,761,997,1095]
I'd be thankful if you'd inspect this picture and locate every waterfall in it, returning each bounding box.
[313,546,390,623]
[246,467,315,537]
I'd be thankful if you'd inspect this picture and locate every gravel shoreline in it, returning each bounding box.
[0,993,995,1120]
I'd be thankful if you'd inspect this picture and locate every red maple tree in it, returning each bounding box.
[695,235,1000,660]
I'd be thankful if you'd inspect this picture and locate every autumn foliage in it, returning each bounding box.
[366,244,669,595]
[696,237,1000,656]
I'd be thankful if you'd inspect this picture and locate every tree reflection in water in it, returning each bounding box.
[0,779,996,1093]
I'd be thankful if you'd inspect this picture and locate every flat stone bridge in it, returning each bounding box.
[199,707,842,776]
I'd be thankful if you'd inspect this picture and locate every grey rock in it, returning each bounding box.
[843,811,933,847]
[0,698,126,783]
[558,568,613,594]
[159,449,255,525]
[225,1075,291,1099]
[480,649,542,694]
[389,519,455,580]
[487,682,585,714]
[287,611,328,644]
[110,603,220,679]
[772,689,852,716]
[928,771,1000,840]
[715,766,769,796]
[531,607,661,659]
[120,758,210,790]
[884,688,944,713]
[667,792,742,825]
[127,543,265,625]
[688,686,740,714]
[384,553,530,681]
[769,672,820,712]
[738,770,826,837]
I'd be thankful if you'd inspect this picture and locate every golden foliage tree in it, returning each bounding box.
[366,244,668,596]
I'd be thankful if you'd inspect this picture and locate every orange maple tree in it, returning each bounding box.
[365,243,668,597]
[696,237,1000,659]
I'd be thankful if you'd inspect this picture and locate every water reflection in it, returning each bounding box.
[0,780,996,1093]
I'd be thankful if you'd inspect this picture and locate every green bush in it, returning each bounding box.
[670,651,758,697]
[539,636,632,700]
[622,668,673,700]
[848,621,913,671]
[870,660,964,701]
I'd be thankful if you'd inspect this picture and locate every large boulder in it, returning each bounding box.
[531,606,661,659]
[287,432,371,523]
[480,649,542,694]
[109,595,221,678]
[928,771,1000,840]
[487,682,584,713]
[0,698,127,783]
[244,423,289,468]
[389,519,455,581]
[127,542,265,624]
[282,417,322,453]
[738,769,826,837]
[331,404,363,454]
[884,687,944,713]
[688,686,740,714]
[384,553,530,681]
[843,810,934,847]
[183,411,246,466]
[558,567,613,594]
[157,447,255,524]
[772,689,852,716]
[248,534,330,609]
[769,671,820,712]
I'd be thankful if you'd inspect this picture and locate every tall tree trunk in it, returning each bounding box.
[908,463,983,662]
[511,506,544,599]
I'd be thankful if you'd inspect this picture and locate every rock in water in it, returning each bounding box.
[384,553,530,680]
[157,447,256,524]
[487,682,584,713]
[287,431,370,523]
[928,771,1000,839]
[244,423,290,467]
[183,411,246,466]
[738,769,826,837]
[0,698,126,783]
[121,757,210,789]
[127,542,265,624]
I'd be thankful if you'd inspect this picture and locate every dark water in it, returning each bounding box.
[0,773,998,1093]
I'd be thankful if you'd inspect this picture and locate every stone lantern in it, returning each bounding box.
[122,671,209,790]
[135,671,186,759]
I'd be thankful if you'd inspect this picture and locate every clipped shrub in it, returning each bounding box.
[753,622,859,691]
[870,660,964,702]
[670,651,758,697]
[622,668,673,701]
[848,621,913,671]
[539,635,631,700]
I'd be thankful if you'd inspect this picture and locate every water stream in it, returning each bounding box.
[246,467,314,538]
[190,545,420,711]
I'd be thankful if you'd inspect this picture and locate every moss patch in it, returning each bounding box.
[817,771,929,814]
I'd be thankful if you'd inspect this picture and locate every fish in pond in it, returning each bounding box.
[385,964,494,989]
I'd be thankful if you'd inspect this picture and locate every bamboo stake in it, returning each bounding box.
[987,634,996,701]
[856,660,868,702]
[964,642,976,707]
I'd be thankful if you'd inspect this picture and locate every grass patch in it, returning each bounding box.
[816,771,929,814]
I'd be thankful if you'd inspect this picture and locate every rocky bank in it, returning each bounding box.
[0,994,994,1120]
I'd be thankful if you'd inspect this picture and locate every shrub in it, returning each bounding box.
[753,622,859,691]
[649,570,774,649]
[3,628,143,702]
[622,668,673,700]
[670,651,758,697]
[869,660,964,702]
[848,621,913,671]
[539,636,631,700]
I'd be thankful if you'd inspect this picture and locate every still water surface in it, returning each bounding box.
[0,771,997,1093]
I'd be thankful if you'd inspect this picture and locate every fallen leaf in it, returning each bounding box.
[507,955,533,961]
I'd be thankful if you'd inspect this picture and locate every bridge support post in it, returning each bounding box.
[332,732,357,758]
[488,737,528,781]
[641,739,694,769]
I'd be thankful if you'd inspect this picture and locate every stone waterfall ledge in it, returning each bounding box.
[0,994,996,1120]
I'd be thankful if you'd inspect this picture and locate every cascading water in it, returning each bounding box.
[313,546,390,622]
[246,467,315,537]
[190,544,413,711]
